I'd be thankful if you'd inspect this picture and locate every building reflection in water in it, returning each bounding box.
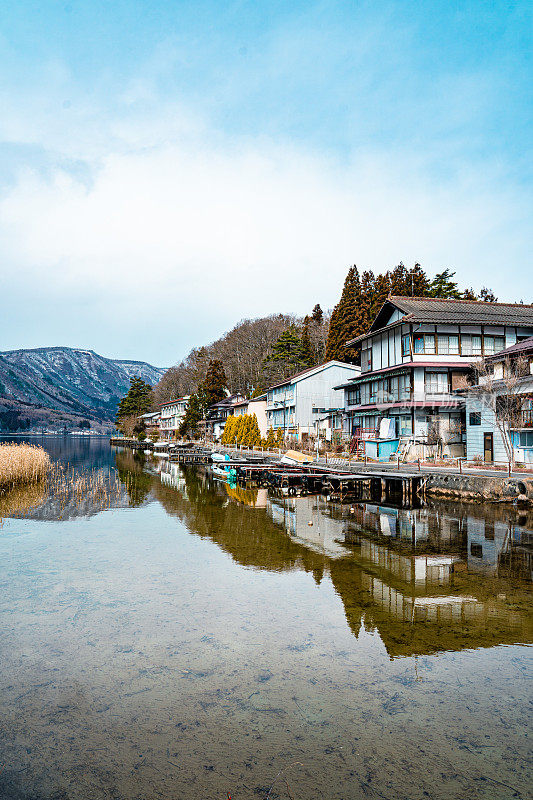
[158,461,533,658]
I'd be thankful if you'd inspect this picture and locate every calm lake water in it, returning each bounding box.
[0,437,531,800]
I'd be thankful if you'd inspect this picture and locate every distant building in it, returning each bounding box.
[229,393,268,439]
[159,396,190,440]
[205,393,246,440]
[265,361,360,443]
[464,336,533,464]
[335,296,533,460]
[248,393,268,439]
[138,410,161,437]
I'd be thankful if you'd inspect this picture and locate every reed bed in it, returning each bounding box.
[0,443,51,491]
[0,441,131,522]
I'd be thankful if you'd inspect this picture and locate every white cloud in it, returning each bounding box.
[0,85,531,362]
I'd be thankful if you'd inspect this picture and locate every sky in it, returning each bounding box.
[0,0,531,367]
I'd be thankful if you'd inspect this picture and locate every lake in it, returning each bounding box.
[0,436,531,799]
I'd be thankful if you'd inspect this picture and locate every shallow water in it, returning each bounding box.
[0,438,531,799]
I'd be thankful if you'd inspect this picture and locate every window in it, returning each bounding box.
[469,412,481,426]
[425,372,448,394]
[413,333,436,354]
[461,334,482,356]
[347,387,360,405]
[483,335,505,355]
[399,373,411,400]
[370,381,380,402]
[402,334,410,357]
[470,543,483,558]
[389,376,399,401]
[362,347,372,371]
[518,431,533,448]
[437,334,459,354]
[399,416,412,436]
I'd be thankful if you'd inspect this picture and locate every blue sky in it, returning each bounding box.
[1,0,531,366]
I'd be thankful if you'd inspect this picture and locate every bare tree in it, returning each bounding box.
[469,355,528,465]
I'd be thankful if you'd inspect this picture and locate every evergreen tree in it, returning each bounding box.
[311,304,323,324]
[299,317,315,368]
[264,426,276,449]
[221,414,236,444]
[325,265,363,362]
[233,414,246,444]
[462,287,478,300]
[178,392,203,438]
[116,376,153,423]
[479,287,498,302]
[246,414,262,447]
[429,269,461,298]
[408,263,431,296]
[275,427,284,447]
[264,325,307,377]
[201,359,227,406]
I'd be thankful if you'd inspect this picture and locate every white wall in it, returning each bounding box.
[465,398,509,462]
[294,363,359,434]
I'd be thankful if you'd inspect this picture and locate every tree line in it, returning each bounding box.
[116,262,501,437]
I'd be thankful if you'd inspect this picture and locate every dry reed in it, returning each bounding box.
[0,443,51,491]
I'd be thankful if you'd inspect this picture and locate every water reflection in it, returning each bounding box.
[157,461,533,659]
[1,441,532,800]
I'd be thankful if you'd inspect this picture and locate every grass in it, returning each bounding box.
[0,443,51,491]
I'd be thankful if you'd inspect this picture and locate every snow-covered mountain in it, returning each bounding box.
[0,347,165,431]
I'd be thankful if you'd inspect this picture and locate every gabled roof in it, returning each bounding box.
[160,396,188,408]
[348,296,533,345]
[267,360,360,392]
[209,393,245,409]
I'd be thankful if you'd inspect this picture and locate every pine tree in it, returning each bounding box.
[479,287,498,302]
[462,287,478,300]
[299,317,315,368]
[264,325,307,377]
[275,427,284,447]
[311,303,323,324]
[325,266,363,362]
[116,376,153,423]
[429,269,461,298]
[178,392,202,438]
[408,263,431,296]
[201,359,227,406]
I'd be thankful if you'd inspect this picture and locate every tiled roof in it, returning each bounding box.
[347,296,533,345]
[388,296,533,325]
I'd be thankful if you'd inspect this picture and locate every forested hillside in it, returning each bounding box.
[155,262,500,405]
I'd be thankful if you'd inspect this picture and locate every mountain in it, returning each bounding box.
[0,347,165,432]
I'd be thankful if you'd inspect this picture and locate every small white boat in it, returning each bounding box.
[211,452,231,463]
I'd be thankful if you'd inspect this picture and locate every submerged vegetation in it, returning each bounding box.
[0,453,133,522]
[0,443,51,491]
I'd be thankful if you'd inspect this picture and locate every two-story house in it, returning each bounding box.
[159,396,190,440]
[335,296,533,460]
[464,336,533,464]
[205,393,246,440]
[138,410,161,438]
[265,361,360,442]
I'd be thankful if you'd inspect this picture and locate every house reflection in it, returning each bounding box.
[155,463,533,658]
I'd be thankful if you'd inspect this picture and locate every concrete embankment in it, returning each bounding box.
[423,473,533,504]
